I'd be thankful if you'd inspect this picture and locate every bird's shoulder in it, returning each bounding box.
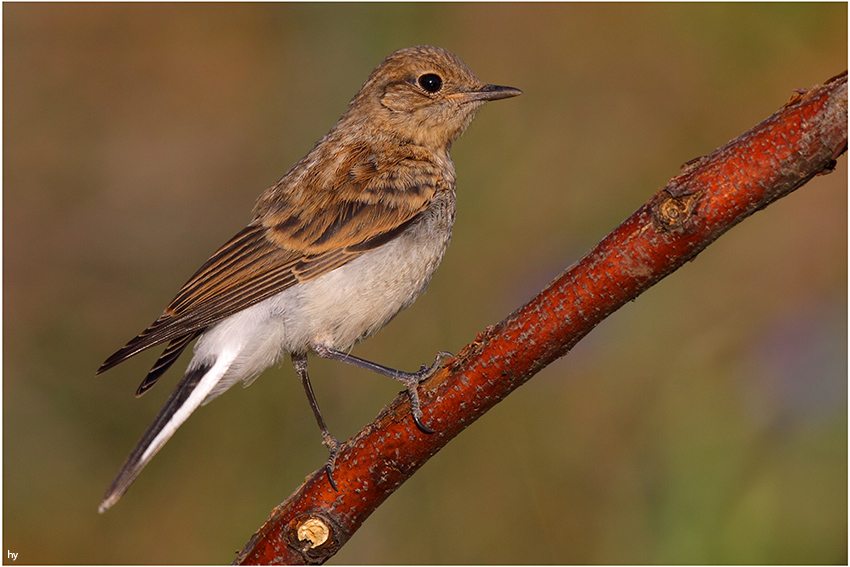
[255,137,455,254]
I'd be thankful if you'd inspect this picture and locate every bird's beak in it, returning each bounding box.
[448,84,523,103]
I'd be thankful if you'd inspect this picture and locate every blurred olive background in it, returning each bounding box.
[4,3,846,564]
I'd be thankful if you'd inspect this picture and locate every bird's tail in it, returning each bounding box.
[98,349,239,513]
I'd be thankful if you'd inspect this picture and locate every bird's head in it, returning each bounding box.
[343,45,522,150]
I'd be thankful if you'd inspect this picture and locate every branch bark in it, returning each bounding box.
[235,71,847,565]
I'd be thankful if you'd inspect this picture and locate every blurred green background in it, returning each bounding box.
[4,3,846,564]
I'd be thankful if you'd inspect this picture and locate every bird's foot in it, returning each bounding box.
[398,351,452,434]
[321,432,341,491]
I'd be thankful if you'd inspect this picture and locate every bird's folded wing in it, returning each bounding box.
[97,182,434,374]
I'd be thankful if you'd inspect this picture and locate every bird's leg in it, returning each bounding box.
[312,345,452,434]
[292,352,340,490]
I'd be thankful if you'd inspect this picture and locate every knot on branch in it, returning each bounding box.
[287,514,339,563]
[651,189,703,232]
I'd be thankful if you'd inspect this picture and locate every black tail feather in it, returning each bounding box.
[135,331,202,396]
[99,361,212,513]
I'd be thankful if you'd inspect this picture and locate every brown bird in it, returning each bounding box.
[97,45,521,512]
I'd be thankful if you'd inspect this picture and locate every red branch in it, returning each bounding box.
[235,72,847,565]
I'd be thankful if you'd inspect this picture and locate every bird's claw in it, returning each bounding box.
[321,433,341,491]
[411,405,436,435]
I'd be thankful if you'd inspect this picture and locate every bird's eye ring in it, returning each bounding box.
[417,73,443,94]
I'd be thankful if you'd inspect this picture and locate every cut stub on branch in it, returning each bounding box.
[234,71,847,565]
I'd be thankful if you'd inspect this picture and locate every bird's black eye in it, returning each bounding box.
[417,73,443,94]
